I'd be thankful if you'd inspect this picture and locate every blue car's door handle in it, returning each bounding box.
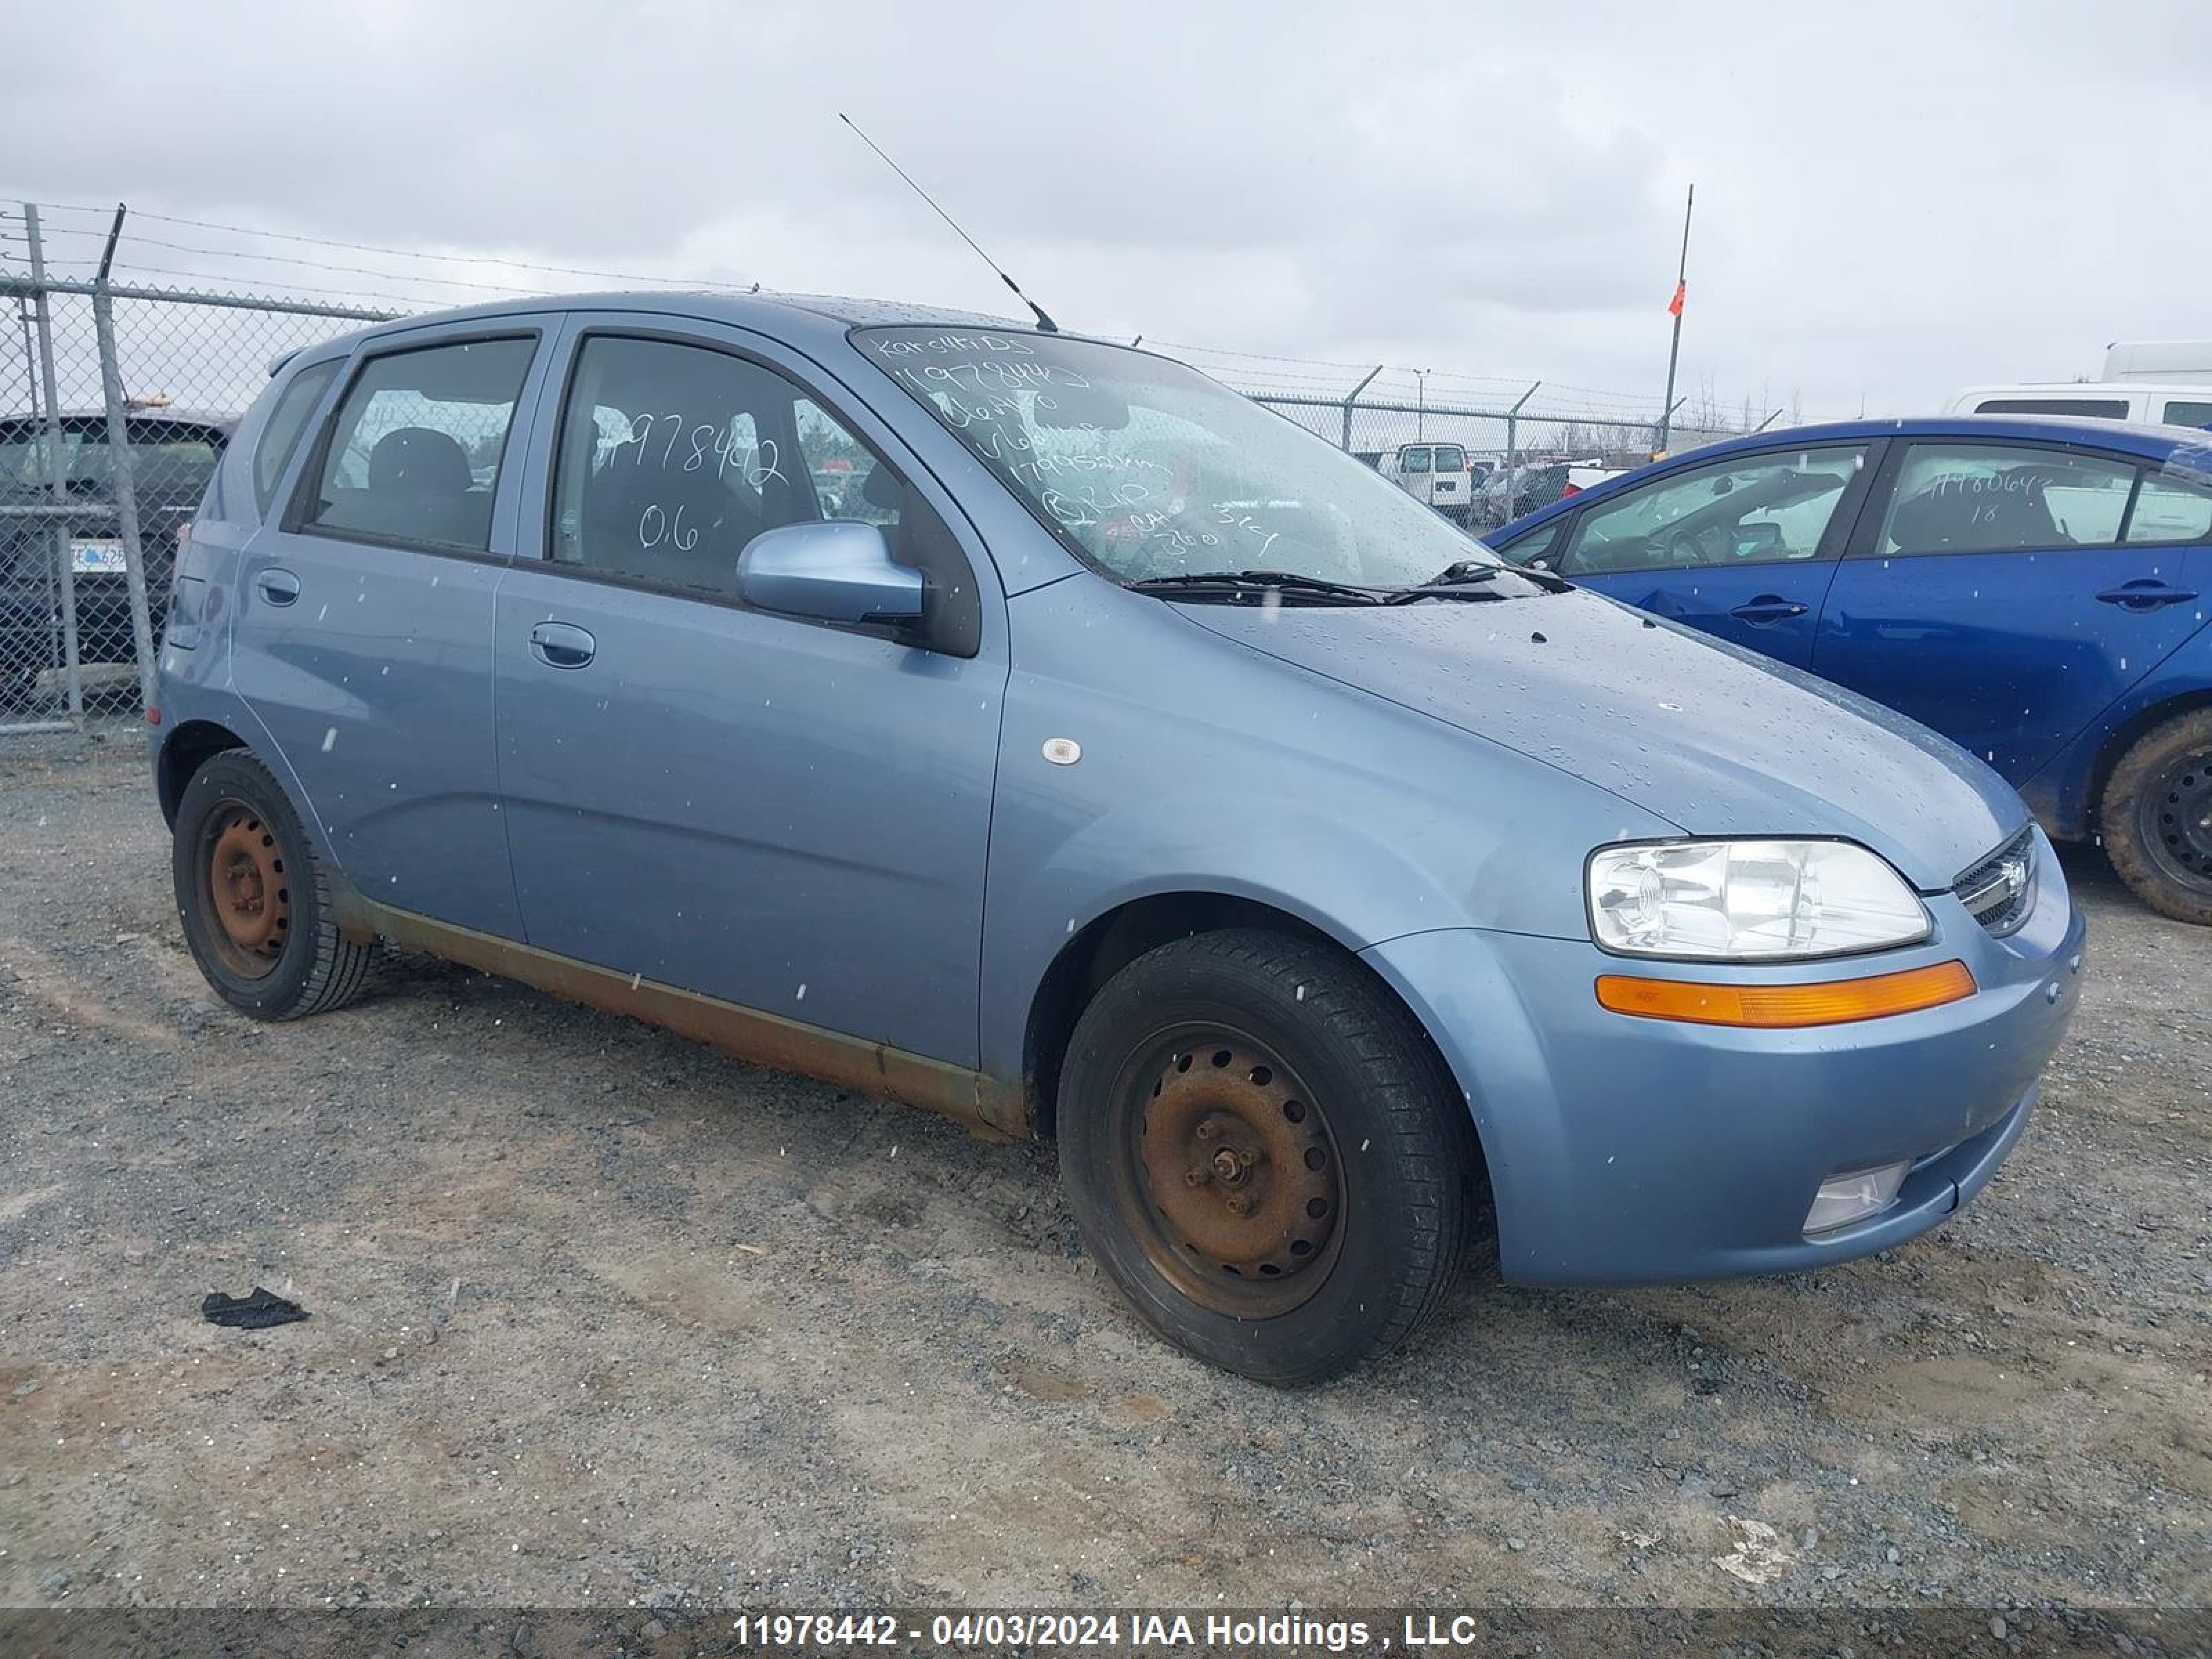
[254,568,301,607]
[529,620,597,669]
[1728,594,1809,624]
[2096,580,2200,611]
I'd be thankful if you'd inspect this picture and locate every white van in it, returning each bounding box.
[1379,442,1474,521]
[1945,380,2212,429]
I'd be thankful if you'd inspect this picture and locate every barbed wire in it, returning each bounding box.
[9,197,1822,431]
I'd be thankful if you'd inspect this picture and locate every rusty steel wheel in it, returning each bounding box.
[1060,929,1472,1383]
[173,749,377,1020]
[196,800,292,979]
[1122,1029,1344,1318]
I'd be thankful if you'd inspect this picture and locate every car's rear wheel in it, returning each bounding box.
[173,749,378,1017]
[1059,929,1472,1385]
[2100,709,2212,926]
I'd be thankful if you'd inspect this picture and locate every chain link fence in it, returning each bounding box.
[1,197,1803,733]
[0,204,393,732]
[1172,350,1792,532]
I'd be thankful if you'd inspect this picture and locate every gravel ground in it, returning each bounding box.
[1,731,2207,1616]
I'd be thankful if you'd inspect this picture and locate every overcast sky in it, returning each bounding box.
[4,1,2206,420]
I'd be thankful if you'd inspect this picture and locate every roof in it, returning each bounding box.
[278,288,1047,373]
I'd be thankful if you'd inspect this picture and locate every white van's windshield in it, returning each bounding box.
[859,326,1499,590]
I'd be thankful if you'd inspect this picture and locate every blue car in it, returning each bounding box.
[153,299,2084,1381]
[1490,417,2212,924]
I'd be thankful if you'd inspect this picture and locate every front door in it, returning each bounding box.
[232,324,553,937]
[491,320,1005,1067]
[1815,440,2211,780]
[1553,442,1875,669]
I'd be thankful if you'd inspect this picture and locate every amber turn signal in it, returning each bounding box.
[1594,959,1976,1028]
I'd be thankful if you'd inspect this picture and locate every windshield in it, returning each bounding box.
[858,327,1498,588]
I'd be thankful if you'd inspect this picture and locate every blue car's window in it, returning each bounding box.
[1560,447,1866,577]
[2126,469,2212,545]
[551,335,912,598]
[858,326,1493,589]
[1880,444,2133,556]
[253,361,338,514]
[545,335,980,653]
[303,337,534,554]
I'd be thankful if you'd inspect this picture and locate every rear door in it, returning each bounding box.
[1427,443,1468,517]
[1814,439,2211,780]
[232,321,556,937]
[1552,442,1877,668]
[490,316,1006,1067]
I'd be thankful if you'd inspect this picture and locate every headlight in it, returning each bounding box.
[1587,838,1930,960]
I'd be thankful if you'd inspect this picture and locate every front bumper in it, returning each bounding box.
[1361,827,2086,1285]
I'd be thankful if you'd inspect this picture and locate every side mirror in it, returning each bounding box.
[736,521,923,625]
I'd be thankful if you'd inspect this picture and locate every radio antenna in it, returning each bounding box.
[838,113,1059,333]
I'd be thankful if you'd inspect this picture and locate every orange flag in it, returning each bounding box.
[1667,280,1686,318]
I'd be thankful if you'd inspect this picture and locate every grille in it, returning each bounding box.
[1952,826,2037,937]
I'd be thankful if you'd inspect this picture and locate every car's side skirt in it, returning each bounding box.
[333,892,1026,1141]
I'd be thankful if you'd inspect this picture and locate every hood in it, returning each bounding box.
[1179,590,2024,891]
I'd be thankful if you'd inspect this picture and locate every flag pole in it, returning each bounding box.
[1657,182,1695,454]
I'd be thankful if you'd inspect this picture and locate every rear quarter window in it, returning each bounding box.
[253,361,339,514]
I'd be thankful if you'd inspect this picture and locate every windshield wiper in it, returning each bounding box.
[1403,558,1574,595]
[1128,570,1385,606]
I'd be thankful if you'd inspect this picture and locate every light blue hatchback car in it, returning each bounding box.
[154,294,2087,1381]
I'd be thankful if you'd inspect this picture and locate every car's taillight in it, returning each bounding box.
[1561,482,1580,497]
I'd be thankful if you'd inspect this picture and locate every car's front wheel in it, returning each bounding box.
[173,749,378,1018]
[2100,709,2212,926]
[1059,929,1472,1385]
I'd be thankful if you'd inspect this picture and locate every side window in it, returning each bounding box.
[2159,400,2212,430]
[1493,515,1568,568]
[253,361,337,514]
[302,337,534,552]
[1879,444,2135,556]
[2126,469,2212,545]
[1561,446,1866,577]
[1972,397,2129,420]
[794,397,898,529]
[548,335,980,653]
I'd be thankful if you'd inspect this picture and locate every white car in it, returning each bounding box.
[1947,381,2212,430]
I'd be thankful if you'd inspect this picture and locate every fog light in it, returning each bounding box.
[1804,1160,1911,1235]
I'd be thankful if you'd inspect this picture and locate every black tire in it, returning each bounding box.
[1059,928,1472,1385]
[2099,708,2212,926]
[172,749,378,1018]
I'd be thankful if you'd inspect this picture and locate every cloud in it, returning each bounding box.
[3,0,2206,417]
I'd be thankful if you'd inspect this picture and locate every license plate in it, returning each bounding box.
[70,537,126,575]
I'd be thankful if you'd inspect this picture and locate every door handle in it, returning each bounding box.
[2095,580,2200,611]
[254,568,301,607]
[529,620,597,669]
[1727,594,1809,624]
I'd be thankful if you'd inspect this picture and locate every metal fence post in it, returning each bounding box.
[23,204,83,720]
[1339,365,1383,453]
[1502,381,1541,523]
[88,206,159,721]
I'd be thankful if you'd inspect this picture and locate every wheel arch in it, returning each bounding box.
[1020,892,1489,1200]
[2087,687,2212,828]
[158,718,251,827]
